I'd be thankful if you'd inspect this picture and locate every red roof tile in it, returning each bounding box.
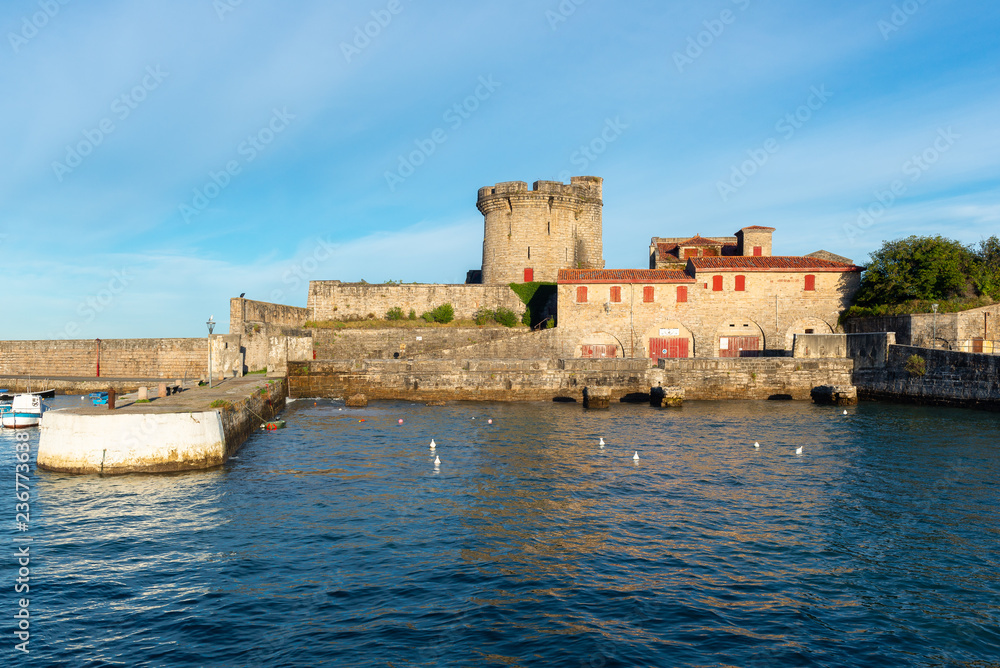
[688,256,863,272]
[656,242,679,258]
[557,269,695,284]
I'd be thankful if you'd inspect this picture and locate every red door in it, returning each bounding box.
[648,337,688,362]
[523,268,533,282]
[719,336,760,357]
[581,344,617,358]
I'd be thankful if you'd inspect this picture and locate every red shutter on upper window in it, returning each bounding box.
[523,268,533,282]
[712,275,723,291]
[577,286,588,302]
[753,246,762,257]
[805,275,816,291]
[735,275,746,291]
[610,286,621,303]
[643,286,654,303]
[677,286,687,303]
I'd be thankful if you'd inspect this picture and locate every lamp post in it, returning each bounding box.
[207,316,216,388]
[931,303,939,349]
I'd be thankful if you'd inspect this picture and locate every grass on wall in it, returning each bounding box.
[508,282,557,327]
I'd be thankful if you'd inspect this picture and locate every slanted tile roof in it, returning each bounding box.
[557,269,696,284]
[656,242,679,258]
[677,235,726,247]
[688,256,863,272]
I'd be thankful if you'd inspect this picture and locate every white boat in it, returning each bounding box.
[0,394,44,428]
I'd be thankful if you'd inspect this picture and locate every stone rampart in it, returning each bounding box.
[853,345,1000,410]
[0,338,212,379]
[307,282,525,322]
[230,298,309,331]
[652,357,854,400]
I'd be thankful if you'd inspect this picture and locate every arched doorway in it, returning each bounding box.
[576,331,621,358]
[784,317,835,350]
[715,318,765,357]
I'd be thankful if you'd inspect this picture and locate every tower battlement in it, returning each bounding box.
[478,176,604,284]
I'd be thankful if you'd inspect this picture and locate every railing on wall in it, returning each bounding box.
[951,339,1000,355]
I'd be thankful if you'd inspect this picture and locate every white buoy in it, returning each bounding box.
[430,439,436,451]
[434,456,441,466]
[488,419,493,424]
[599,437,605,447]
[633,451,639,461]
[843,410,848,415]
[754,441,760,448]
[795,446,803,455]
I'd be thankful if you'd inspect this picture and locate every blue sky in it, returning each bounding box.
[2,0,998,339]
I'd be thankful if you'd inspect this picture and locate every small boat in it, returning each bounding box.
[264,420,286,431]
[1,394,45,429]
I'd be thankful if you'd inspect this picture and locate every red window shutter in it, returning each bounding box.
[684,248,697,259]
[753,246,762,257]
[523,268,533,283]
[643,286,654,303]
[677,286,687,303]
[712,275,723,291]
[577,286,588,302]
[805,275,816,291]
[610,286,621,303]
[735,275,745,291]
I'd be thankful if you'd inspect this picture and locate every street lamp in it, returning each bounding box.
[931,303,939,349]
[207,316,216,388]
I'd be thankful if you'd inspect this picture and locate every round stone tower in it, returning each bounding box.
[477,176,604,284]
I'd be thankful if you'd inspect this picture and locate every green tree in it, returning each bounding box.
[855,235,973,306]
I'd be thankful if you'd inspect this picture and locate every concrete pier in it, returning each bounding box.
[37,377,286,475]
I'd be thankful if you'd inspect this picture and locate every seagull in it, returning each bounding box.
[795,446,803,455]
[599,437,605,447]
[430,439,436,451]
[434,456,441,466]
[239,292,245,298]
[754,441,760,449]
[633,451,640,461]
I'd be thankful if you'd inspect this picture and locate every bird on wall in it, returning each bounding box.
[240,293,246,298]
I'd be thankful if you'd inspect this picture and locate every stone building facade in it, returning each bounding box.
[557,253,862,359]
[477,176,604,284]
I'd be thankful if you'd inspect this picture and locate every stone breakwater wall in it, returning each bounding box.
[36,379,287,475]
[853,345,1000,410]
[0,338,211,379]
[653,358,854,400]
[307,282,526,322]
[288,357,853,403]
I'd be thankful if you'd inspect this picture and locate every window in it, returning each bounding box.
[712,275,723,291]
[677,286,687,303]
[527,247,531,259]
[684,248,698,259]
[805,274,816,291]
[610,286,622,303]
[735,275,746,291]
[703,247,719,257]
[576,286,588,303]
[753,246,762,257]
[524,268,534,283]
[643,286,654,303]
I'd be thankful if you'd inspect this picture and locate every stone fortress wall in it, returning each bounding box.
[306,282,525,322]
[477,176,604,284]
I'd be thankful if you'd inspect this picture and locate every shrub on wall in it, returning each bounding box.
[386,307,404,321]
[493,307,518,328]
[473,308,494,326]
[408,309,417,320]
[420,311,435,323]
[905,354,927,377]
[431,303,455,324]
